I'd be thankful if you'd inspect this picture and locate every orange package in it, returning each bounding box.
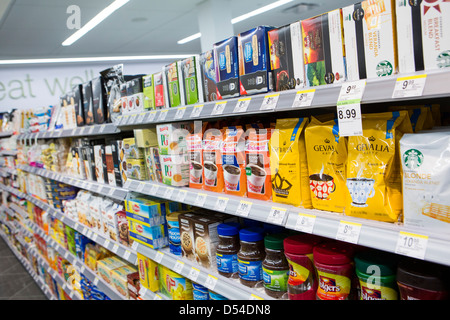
[187,121,208,189]
[245,127,272,201]
[222,126,247,197]
[202,127,224,192]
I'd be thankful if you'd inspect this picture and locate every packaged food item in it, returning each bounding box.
[178,55,204,105]
[178,212,199,262]
[400,131,450,232]
[262,233,289,299]
[127,219,168,250]
[167,211,184,256]
[343,0,398,80]
[237,227,265,288]
[345,111,413,222]
[110,140,124,187]
[142,74,155,110]
[213,36,240,99]
[389,105,434,133]
[313,241,355,300]
[163,61,185,108]
[82,81,94,125]
[136,252,159,292]
[93,145,105,184]
[156,122,192,156]
[193,283,209,300]
[104,145,116,186]
[187,121,205,189]
[301,9,346,86]
[91,77,107,124]
[88,194,103,234]
[354,249,398,300]
[284,234,322,300]
[126,158,148,181]
[100,64,124,122]
[396,258,449,300]
[245,128,272,201]
[153,72,166,109]
[127,272,140,300]
[115,210,130,246]
[238,26,274,95]
[158,265,193,300]
[202,128,224,192]
[192,215,221,270]
[125,77,144,114]
[396,0,450,73]
[199,50,219,102]
[145,147,162,183]
[222,126,247,196]
[134,128,158,148]
[216,223,240,278]
[268,21,306,91]
[111,265,138,299]
[159,154,189,187]
[122,137,145,159]
[305,116,347,213]
[209,290,228,300]
[96,256,128,285]
[270,118,311,207]
[72,84,85,127]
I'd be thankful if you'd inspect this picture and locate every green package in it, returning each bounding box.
[178,56,200,105]
[163,62,183,108]
[142,75,155,110]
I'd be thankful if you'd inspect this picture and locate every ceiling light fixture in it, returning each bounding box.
[0,54,195,65]
[177,0,293,44]
[62,0,130,46]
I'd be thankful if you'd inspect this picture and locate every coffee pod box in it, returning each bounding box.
[178,55,204,105]
[343,0,398,80]
[199,49,219,102]
[301,9,347,86]
[396,0,450,73]
[268,21,306,91]
[401,131,450,233]
[214,36,240,99]
[238,26,274,95]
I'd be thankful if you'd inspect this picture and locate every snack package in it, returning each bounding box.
[401,131,450,232]
[305,116,348,213]
[199,50,219,102]
[301,9,347,86]
[202,128,224,192]
[100,64,125,122]
[245,128,272,201]
[222,126,247,197]
[270,118,311,207]
[91,76,108,124]
[345,111,413,222]
[214,36,240,99]
[158,264,193,300]
[343,0,398,80]
[136,252,159,292]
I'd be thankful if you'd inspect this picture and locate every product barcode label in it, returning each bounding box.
[154,251,164,263]
[194,193,207,207]
[173,260,184,274]
[149,184,159,195]
[204,274,218,290]
[164,187,174,199]
[158,110,168,121]
[148,111,157,122]
[188,267,200,282]
[177,190,187,202]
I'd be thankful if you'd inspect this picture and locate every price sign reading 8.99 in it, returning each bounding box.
[336,80,366,137]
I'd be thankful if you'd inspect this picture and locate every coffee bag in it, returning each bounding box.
[222,126,247,196]
[202,128,224,192]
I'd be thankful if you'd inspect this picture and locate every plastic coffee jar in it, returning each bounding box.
[313,241,355,300]
[237,227,265,288]
[262,233,289,299]
[283,234,323,300]
[216,223,241,278]
[397,258,449,300]
[354,249,398,300]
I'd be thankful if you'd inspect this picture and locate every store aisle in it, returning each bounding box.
[0,236,47,300]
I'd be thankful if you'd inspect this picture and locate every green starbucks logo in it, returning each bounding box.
[403,149,424,169]
[376,60,393,77]
[437,50,450,68]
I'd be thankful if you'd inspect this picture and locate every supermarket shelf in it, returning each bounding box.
[17,164,128,201]
[16,123,120,140]
[0,131,13,138]
[134,243,273,300]
[115,69,450,128]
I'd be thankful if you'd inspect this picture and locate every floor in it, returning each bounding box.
[0,236,48,300]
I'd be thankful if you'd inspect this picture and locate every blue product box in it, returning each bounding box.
[213,36,240,99]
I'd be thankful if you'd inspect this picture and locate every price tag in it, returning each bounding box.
[131,241,139,251]
[136,182,145,193]
[267,206,287,225]
[292,89,315,108]
[136,113,146,124]
[190,104,204,118]
[88,126,95,134]
[188,267,200,282]
[336,80,366,137]
[164,187,174,199]
[139,287,147,297]
[148,111,157,122]
[98,124,106,133]
[158,110,168,121]
[294,213,316,234]
[123,250,131,260]
[153,293,162,300]
[149,184,159,195]
[204,274,218,290]
[174,107,186,119]
[236,200,252,217]
[336,220,362,244]
[173,260,185,274]
[123,180,131,189]
[91,233,98,242]
[250,294,264,300]
[116,116,124,125]
[260,93,279,110]
[214,197,228,212]
[154,251,164,263]
[104,239,111,248]
[392,74,427,99]
[395,231,428,260]
[93,277,99,286]
[112,244,119,253]
[234,98,251,113]
[211,101,227,115]
[177,190,187,202]
[194,193,207,207]
[108,188,115,196]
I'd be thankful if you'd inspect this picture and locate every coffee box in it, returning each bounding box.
[238,26,274,95]
[343,0,398,80]
[91,77,108,124]
[178,212,199,262]
[134,128,158,148]
[153,72,166,109]
[163,61,185,108]
[192,215,221,270]
[199,50,219,102]
[142,75,155,110]
[214,36,240,99]
[301,9,347,86]
[396,0,450,73]
[178,55,204,105]
[202,128,224,192]
[268,21,306,91]
[187,121,205,189]
[222,126,247,196]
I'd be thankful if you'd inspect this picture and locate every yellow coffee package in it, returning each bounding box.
[345,111,413,222]
[305,116,347,213]
[270,118,311,208]
[388,105,433,132]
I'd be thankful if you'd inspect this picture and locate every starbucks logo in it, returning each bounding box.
[437,50,450,68]
[376,60,393,77]
[403,149,424,169]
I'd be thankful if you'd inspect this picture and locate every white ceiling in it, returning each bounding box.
[0,0,358,60]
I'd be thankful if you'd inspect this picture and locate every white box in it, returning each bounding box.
[343,0,398,80]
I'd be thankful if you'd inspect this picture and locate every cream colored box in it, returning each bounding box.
[343,0,398,80]
[134,128,158,148]
[160,154,189,187]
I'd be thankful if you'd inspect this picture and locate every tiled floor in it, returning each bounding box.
[0,236,48,300]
